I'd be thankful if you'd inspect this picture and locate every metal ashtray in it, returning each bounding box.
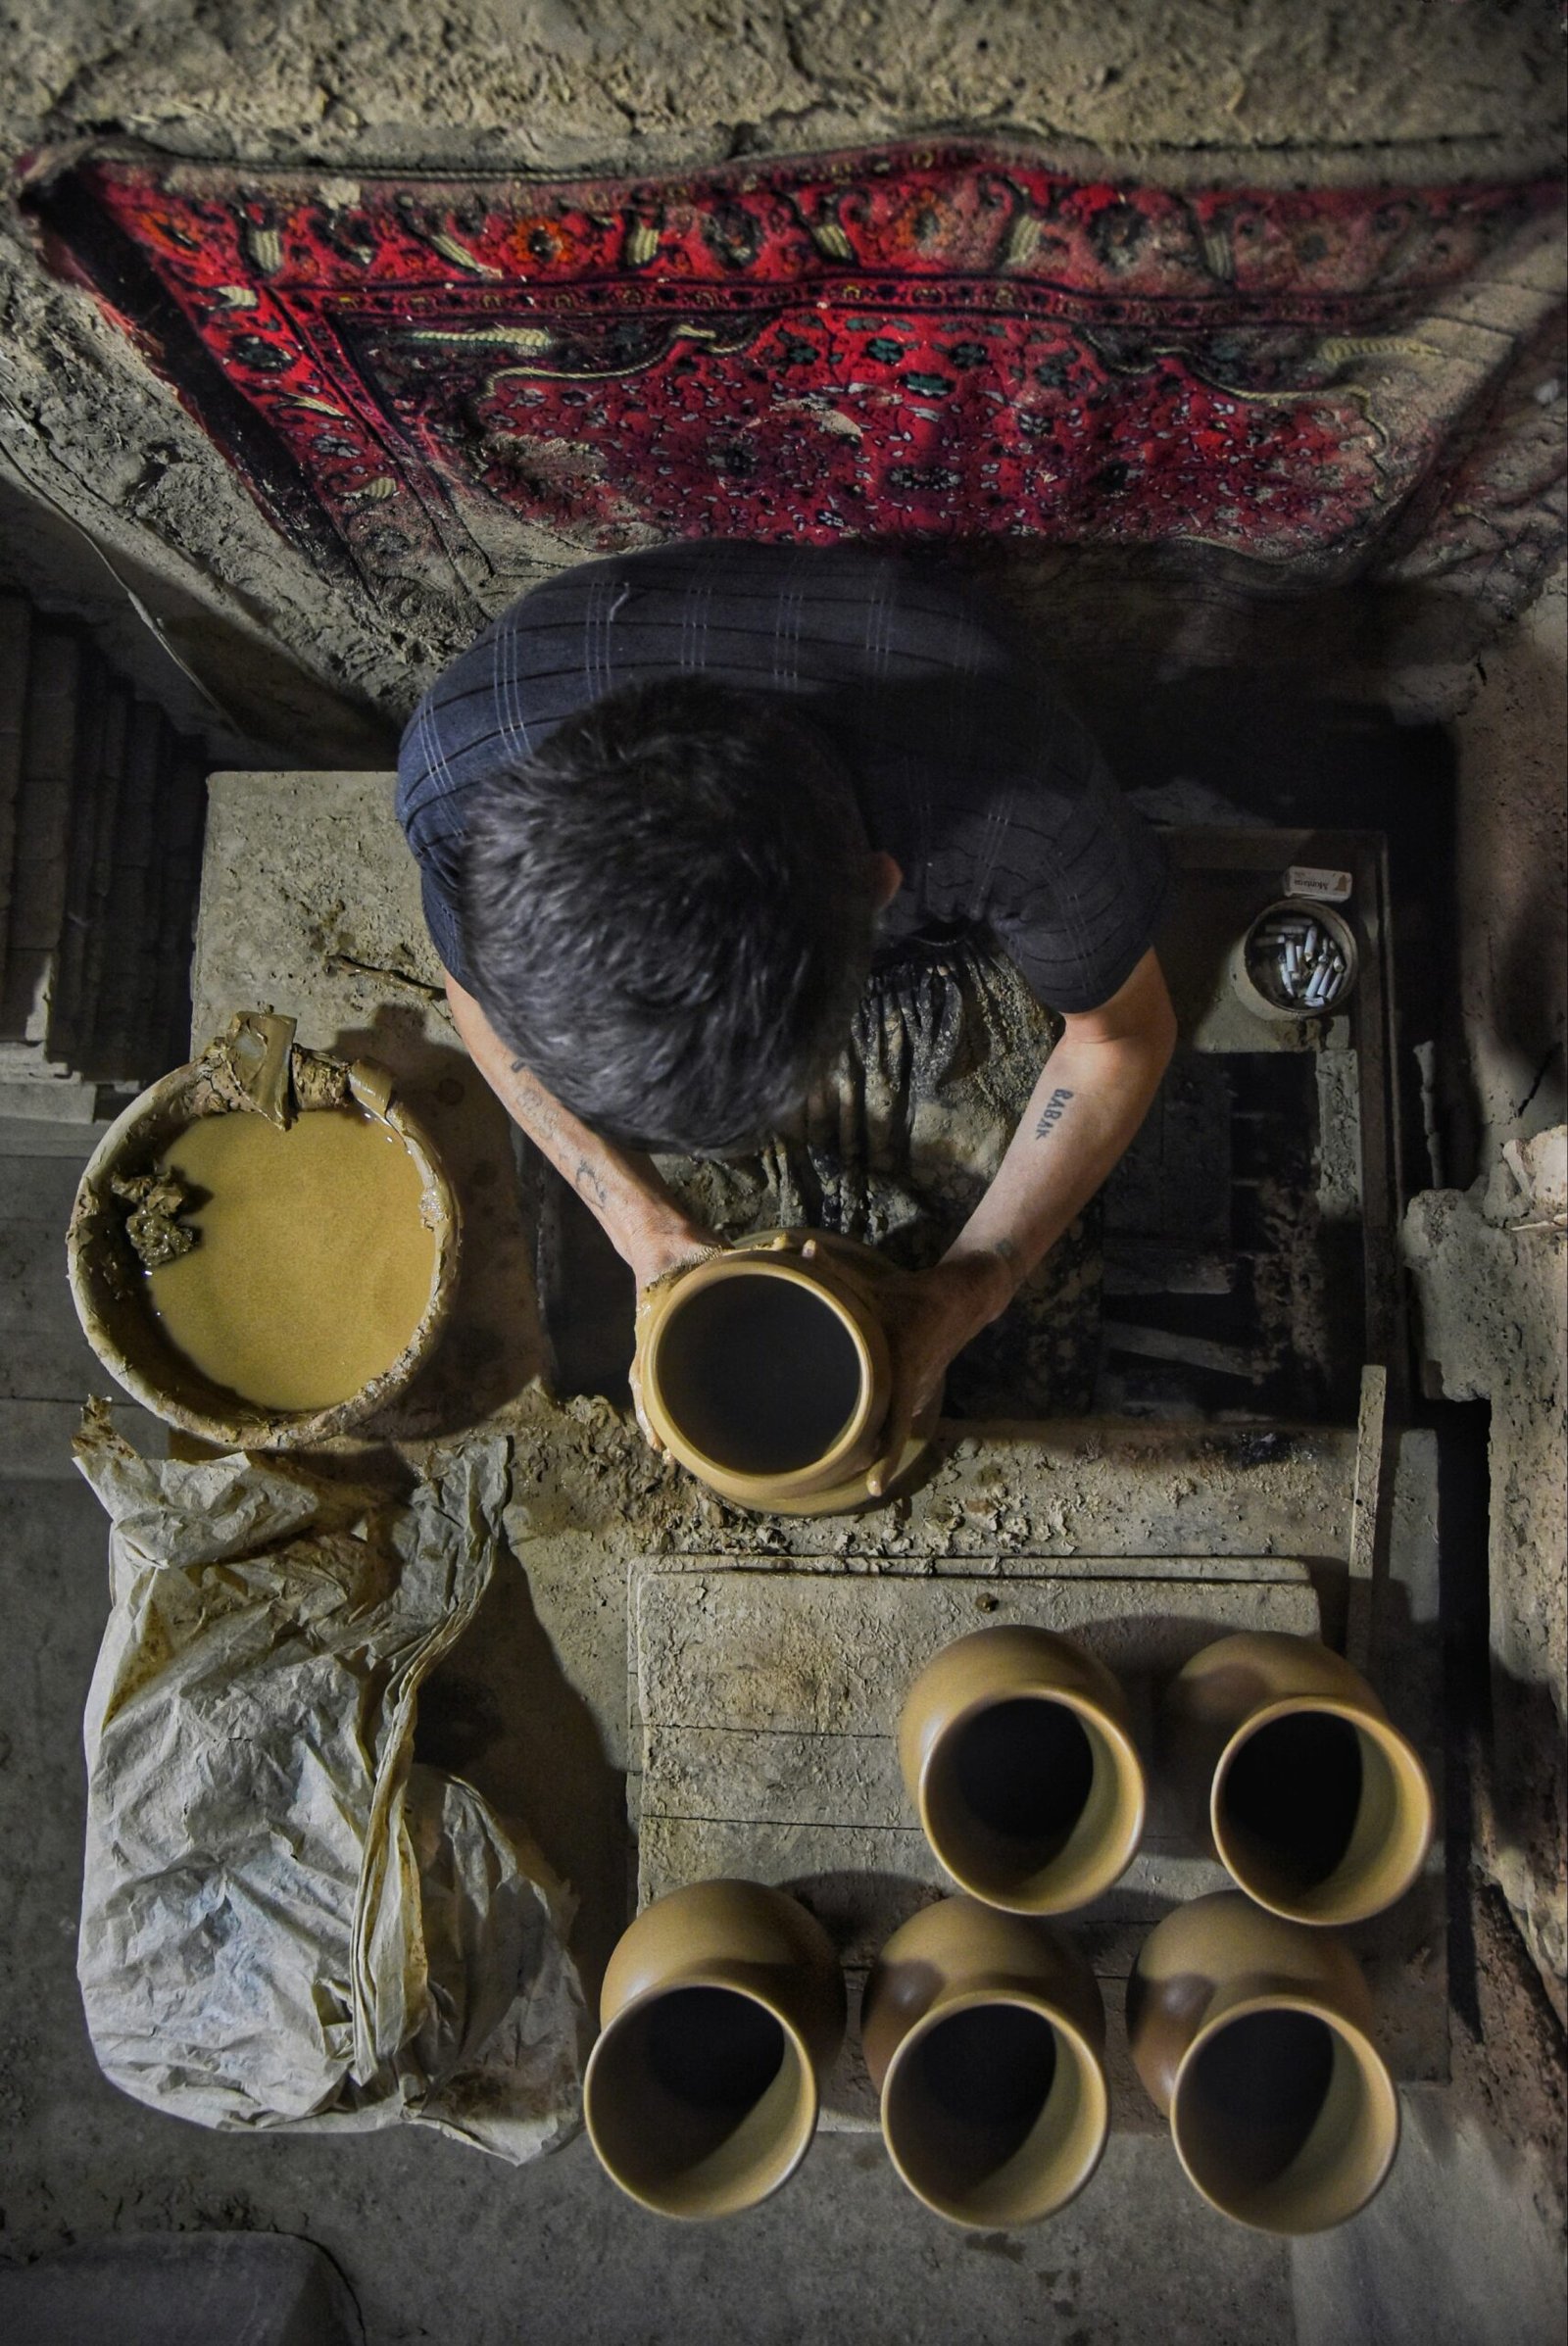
[1231,898,1359,1024]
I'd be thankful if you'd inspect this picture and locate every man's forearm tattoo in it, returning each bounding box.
[1034,1086,1075,1140]
[574,1159,610,1210]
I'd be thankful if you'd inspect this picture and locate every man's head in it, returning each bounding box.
[462,677,890,1153]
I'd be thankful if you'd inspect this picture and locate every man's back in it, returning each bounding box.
[398,541,1165,1014]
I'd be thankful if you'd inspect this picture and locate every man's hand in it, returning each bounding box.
[867,1252,1012,1496]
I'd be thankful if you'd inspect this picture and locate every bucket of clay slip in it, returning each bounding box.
[67,1049,459,1449]
[899,1628,1146,1916]
[1127,1892,1398,2234]
[637,1235,893,1510]
[861,1897,1109,2228]
[1160,1632,1433,1926]
[584,1881,847,2220]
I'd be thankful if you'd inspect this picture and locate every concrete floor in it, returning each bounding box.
[2,1115,1562,2345]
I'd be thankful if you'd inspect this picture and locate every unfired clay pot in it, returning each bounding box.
[899,1627,1146,1915]
[583,1880,847,2220]
[1160,1632,1434,1926]
[1127,1891,1399,2234]
[861,1896,1109,2227]
[636,1229,905,1513]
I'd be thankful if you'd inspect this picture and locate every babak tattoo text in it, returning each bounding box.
[1034,1086,1075,1139]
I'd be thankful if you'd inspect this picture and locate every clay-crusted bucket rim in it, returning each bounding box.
[917,1686,1148,1915]
[642,1251,885,1496]
[1168,1991,1400,2236]
[582,1974,822,2222]
[1208,1693,1434,1925]
[878,1985,1110,2227]
[67,1061,459,1449]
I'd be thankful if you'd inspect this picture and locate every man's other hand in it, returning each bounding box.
[868,1253,1011,1495]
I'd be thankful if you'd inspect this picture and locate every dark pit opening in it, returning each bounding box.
[657,1274,864,1475]
[951,1696,1096,1852]
[1221,1711,1364,1892]
[1185,2008,1336,2193]
[644,1985,786,2112]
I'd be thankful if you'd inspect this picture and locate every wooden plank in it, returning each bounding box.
[635,1567,1321,1739]
[1346,1361,1388,1675]
[1353,839,1403,1389]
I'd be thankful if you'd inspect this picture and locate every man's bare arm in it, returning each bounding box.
[868,948,1177,1485]
[943,945,1178,1312]
[443,972,714,1289]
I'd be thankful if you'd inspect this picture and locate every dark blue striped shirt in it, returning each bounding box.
[397,543,1167,1013]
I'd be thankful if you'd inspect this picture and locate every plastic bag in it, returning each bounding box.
[74,1408,585,2162]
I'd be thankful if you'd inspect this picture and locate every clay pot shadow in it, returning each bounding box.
[774,1870,942,1966]
[414,1540,626,2005]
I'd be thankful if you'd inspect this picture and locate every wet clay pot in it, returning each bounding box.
[583,1880,847,2220]
[1161,1632,1434,1926]
[899,1627,1146,1915]
[861,1896,1109,2227]
[636,1230,903,1513]
[1127,1891,1399,2235]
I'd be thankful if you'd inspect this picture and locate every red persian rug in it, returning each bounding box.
[22,140,1562,609]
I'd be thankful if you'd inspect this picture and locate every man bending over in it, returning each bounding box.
[398,542,1177,1468]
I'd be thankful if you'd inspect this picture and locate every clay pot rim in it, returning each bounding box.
[67,1059,460,1451]
[641,1250,886,1499]
[1169,1990,1400,2237]
[916,1687,1148,1916]
[582,1974,821,2222]
[1209,1694,1435,1925]
[878,1986,1110,2227]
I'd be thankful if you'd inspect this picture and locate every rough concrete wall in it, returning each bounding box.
[1403,563,1568,2018]
[8,1,1566,176]
[0,1,1564,737]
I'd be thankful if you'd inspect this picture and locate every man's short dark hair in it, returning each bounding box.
[461,676,877,1153]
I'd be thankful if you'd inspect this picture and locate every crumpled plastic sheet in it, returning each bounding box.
[73,1408,586,2162]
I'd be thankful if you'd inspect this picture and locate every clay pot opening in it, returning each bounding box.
[1212,1698,1433,1926]
[1171,1997,1399,2235]
[881,1992,1107,2227]
[584,1982,818,2220]
[921,1691,1143,1914]
[650,1265,875,1481]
